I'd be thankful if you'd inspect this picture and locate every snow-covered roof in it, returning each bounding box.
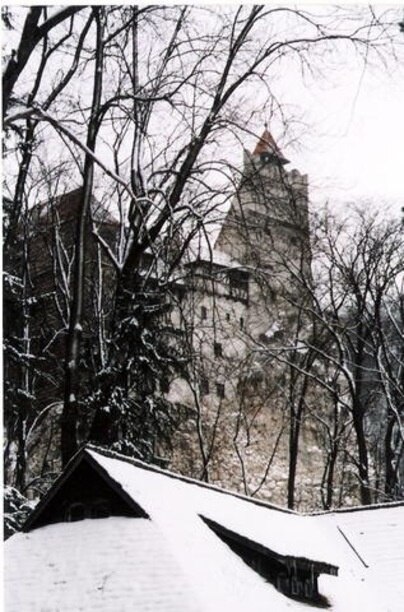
[6,518,201,612]
[86,449,332,565]
[316,504,404,612]
[5,445,404,611]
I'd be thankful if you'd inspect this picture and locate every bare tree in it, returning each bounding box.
[253,205,404,507]
[3,5,402,491]
[2,5,84,118]
[61,6,106,466]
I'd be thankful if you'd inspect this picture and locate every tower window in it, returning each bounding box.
[228,269,249,302]
[214,342,223,358]
[216,383,225,399]
[201,305,207,320]
[226,312,231,322]
[240,317,244,330]
[200,378,210,396]
[228,270,249,291]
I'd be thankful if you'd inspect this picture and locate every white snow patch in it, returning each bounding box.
[264,321,281,339]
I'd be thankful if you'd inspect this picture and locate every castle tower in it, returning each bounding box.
[215,127,311,337]
[216,128,309,259]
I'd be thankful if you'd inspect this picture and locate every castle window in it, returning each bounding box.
[214,342,223,358]
[229,270,248,290]
[160,378,170,393]
[216,383,225,399]
[240,317,244,330]
[228,269,249,302]
[200,378,210,396]
[201,305,207,320]
[226,312,231,322]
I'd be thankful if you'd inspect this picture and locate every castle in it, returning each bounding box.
[4,128,361,510]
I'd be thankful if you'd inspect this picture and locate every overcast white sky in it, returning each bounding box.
[289,47,404,215]
[240,3,404,217]
[3,2,404,219]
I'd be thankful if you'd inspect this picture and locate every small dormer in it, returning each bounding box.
[201,516,338,607]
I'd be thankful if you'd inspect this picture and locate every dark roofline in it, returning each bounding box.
[33,186,83,211]
[184,258,245,272]
[23,442,404,532]
[23,449,84,531]
[311,498,404,516]
[31,187,119,226]
[88,445,404,518]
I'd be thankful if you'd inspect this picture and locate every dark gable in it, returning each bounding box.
[23,449,148,531]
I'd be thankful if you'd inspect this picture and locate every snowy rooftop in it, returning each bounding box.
[5,446,404,611]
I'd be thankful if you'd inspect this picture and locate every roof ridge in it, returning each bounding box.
[86,445,404,517]
[85,444,299,515]
[310,499,404,516]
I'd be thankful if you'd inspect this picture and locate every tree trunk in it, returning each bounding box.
[384,412,397,498]
[61,7,105,467]
[352,397,371,505]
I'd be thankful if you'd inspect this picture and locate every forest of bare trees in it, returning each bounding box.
[3,5,403,533]
[247,205,404,508]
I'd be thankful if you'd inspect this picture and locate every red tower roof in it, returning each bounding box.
[252,128,289,164]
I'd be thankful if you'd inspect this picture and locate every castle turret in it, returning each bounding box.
[216,127,309,262]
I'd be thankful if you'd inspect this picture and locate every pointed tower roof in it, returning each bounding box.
[252,128,289,165]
